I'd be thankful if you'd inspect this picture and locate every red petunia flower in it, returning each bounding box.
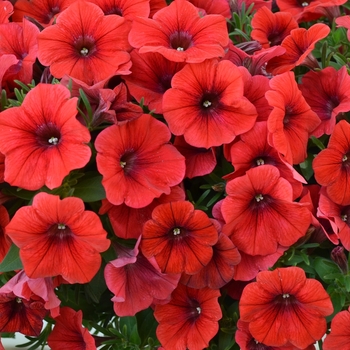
[0,1,13,23]
[0,19,39,92]
[188,0,231,18]
[266,23,330,75]
[163,59,257,148]
[37,1,131,85]
[87,0,150,19]
[221,166,311,256]
[47,307,96,350]
[95,114,185,208]
[99,186,185,240]
[323,307,350,349]
[128,0,228,63]
[0,83,91,191]
[180,228,241,289]
[0,292,47,336]
[224,121,305,200]
[266,71,320,164]
[12,0,75,27]
[239,267,333,349]
[123,50,185,114]
[141,201,218,274]
[154,284,222,350]
[299,66,350,138]
[173,136,217,179]
[105,237,180,316]
[251,6,298,48]
[5,192,110,284]
[313,120,350,206]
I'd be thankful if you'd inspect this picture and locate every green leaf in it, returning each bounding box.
[1,186,38,200]
[314,257,340,282]
[73,175,106,202]
[218,330,235,350]
[84,267,107,303]
[0,244,23,272]
[119,316,141,345]
[136,308,158,347]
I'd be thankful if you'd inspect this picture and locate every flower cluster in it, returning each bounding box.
[0,0,350,349]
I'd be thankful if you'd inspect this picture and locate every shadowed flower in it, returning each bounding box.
[251,6,298,48]
[37,1,131,85]
[5,192,110,284]
[0,292,47,336]
[266,71,320,164]
[154,284,222,349]
[47,307,96,350]
[0,83,91,190]
[128,0,228,63]
[105,237,180,316]
[240,267,333,349]
[95,114,185,208]
[313,120,350,206]
[163,59,257,148]
[266,23,330,75]
[299,66,350,138]
[141,201,218,274]
[12,0,75,27]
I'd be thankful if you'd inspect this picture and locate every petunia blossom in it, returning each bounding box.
[0,83,91,190]
[47,307,96,350]
[313,120,350,206]
[95,114,185,208]
[239,267,333,349]
[154,284,222,350]
[221,166,311,256]
[5,192,110,284]
[128,0,228,63]
[105,237,180,316]
[141,201,218,274]
[37,1,131,85]
[163,59,257,148]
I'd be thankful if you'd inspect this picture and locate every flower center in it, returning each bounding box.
[104,7,122,15]
[120,150,136,174]
[196,306,201,314]
[36,122,61,147]
[173,227,181,236]
[200,92,219,111]
[282,293,290,298]
[16,297,22,303]
[74,35,96,58]
[169,31,193,51]
[255,194,264,202]
[301,1,309,6]
[343,155,348,162]
[202,100,212,108]
[256,158,265,166]
[58,223,66,230]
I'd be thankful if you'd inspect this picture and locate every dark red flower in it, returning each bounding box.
[123,50,185,114]
[180,228,241,289]
[266,24,330,75]
[0,19,39,92]
[128,0,228,63]
[239,267,333,348]
[251,6,298,48]
[95,114,185,208]
[313,120,350,206]
[99,186,185,240]
[12,0,75,27]
[47,307,96,350]
[0,205,10,263]
[299,66,350,138]
[154,284,222,350]
[88,0,150,19]
[105,237,180,316]
[141,201,218,274]
[221,166,311,255]
[5,192,110,284]
[163,59,257,148]
[37,1,131,85]
[0,83,91,190]
[0,292,47,336]
[266,71,320,164]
